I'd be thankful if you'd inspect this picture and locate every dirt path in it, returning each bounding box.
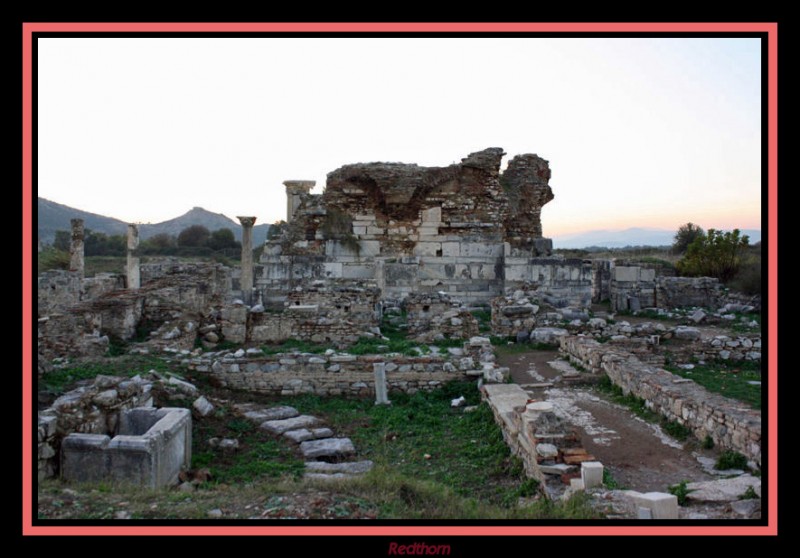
[498,350,714,492]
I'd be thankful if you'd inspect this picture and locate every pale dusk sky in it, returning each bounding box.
[37,37,762,236]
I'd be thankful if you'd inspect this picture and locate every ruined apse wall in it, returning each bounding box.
[257,148,562,306]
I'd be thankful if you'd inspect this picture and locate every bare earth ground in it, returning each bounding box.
[499,350,714,493]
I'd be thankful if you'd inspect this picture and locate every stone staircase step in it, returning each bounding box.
[237,405,299,423]
[283,427,334,444]
[260,415,320,435]
[305,460,374,475]
[300,437,355,459]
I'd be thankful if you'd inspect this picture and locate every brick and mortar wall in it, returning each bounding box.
[559,336,761,465]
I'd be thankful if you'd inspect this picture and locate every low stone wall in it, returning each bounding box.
[559,336,761,465]
[609,266,656,311]
[481,384,587,485]
[38,375,154,480]
[186,353,471,396]
[38,270,83,316]
[656,276,722,309]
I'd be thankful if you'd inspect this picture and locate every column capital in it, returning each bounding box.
[283,180,315,194]
[237,216,257,228]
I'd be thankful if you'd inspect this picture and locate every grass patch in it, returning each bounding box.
[37,247,70,273]
[39,355,174,394]
[280,381,538,507]
[471,309,492,333]
[347,337,420,357]
[665,360,761,409]
[668,480,692,506]
[596,376,691,441]
[715,450,748,471]
[261,338,328,355]
[603,468,621,490]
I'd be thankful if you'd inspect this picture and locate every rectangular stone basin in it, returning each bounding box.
[61,407,191,488]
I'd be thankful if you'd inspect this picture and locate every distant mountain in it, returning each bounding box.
[37,198,271,245]
[553,227,762,249]
[38,197,128,244]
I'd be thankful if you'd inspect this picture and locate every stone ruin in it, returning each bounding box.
[257,148,562,306]
[36,152,763,499]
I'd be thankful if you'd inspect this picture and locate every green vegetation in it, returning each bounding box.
[668,480,692,506]
[741,486,758,500]
[37,247,70,273]
[702,435,715,450]
[471,309,492,333]
[715,450,748,471]
[261,339,327,355]
[603,468,621,490]
[39,355,173,394]
[281,381,536,507]
[192,416,304,484]
[672,222,705,255]
[665,360,761,409]
[677,228,750,282]
[596,376,692,441]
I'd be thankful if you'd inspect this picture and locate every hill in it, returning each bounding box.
[38,199,270,245]
[552,227,762,249]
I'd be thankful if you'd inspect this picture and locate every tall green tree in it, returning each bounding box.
[672,222,705,254]
[177,225,211,247]
[677,228,750,282]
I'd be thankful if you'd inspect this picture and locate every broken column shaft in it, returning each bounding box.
[69,218,84,278]
[127,224,140,290]
[237,216,257,305]
[283,180,315,222]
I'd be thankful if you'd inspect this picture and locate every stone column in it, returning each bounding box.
[373,362,390,405]
[69,218,84,278]
[283,180,315,222]
[126,224,140,290]
[237,216,257,305]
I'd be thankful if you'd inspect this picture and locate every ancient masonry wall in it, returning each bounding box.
[186,353,469,396]
[221,281,381,346]
[481,384,590,485]
[257,148,563,306]
[610,267,723,312]
[37,375,154,480]
[405,292,479,342]
[559,336,761,465]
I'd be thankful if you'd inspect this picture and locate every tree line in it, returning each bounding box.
[51,225,242,257]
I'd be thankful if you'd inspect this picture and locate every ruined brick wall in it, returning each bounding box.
[221,281,380,346]
[38,271,83,316]
[258,148,556,305]
[559,336,761,465]
[140,261,231,323]
[37,374,154,480]
[405,292,479,342]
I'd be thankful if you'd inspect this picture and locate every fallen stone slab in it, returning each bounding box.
[300,437,356,459]
[283,427,334,444]
[540,463,575,475]
[305,460,374,475]
[261,415,320,435]
[686,474,761,502]
[239,405,299,423]
[192,396,215,417]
